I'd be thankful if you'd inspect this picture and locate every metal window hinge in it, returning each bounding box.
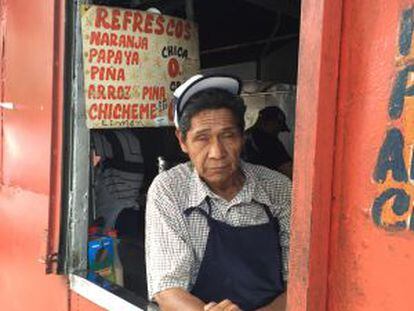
[39,252,59,273]
[47,252,59,263]
[39,252,59,264]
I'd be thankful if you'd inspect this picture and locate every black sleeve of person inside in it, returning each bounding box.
[243,106,292,172]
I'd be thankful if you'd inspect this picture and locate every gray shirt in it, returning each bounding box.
[145,161,292,299]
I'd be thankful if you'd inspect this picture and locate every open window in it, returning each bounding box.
[60,0,300,309]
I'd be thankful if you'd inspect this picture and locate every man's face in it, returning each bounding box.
[176,108,244,187]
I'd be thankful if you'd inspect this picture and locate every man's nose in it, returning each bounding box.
[209,138,226,159]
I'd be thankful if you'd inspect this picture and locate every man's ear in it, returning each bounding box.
[175,129,189,154]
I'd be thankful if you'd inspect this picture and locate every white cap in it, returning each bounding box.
[173,74,242,127]
[146,7,162,14]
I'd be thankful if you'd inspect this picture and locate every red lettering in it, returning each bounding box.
[124,86,131,99]
[160,87,166,100]
[126,36,134,48]
[144,14,154,33]
[107,85,115,99]
[109,33,116,46]
[89,49,123,64]
[124,51,139,65]
[155,16,165,35]
[150,103,157,119]
[168,58,180,78]
[101,33,110,45]
[97,50,105,63]
[112,9,121,30]
[142,86,150,100]
[114,50,123,64]
[88,48,98,62]
[118,69,125,81]
[90,31,101,45]
[113,104,122,119]
[142,86,167,100]
[131,104,138,119]
[123,11,132,30]
[87,84,95,99]
[107,68,117,80]
[133,12,143,32]
[91,66,99,80]
[90,66,125,81]
[107,50,115,62]
[97,85,105,99]
[184,22,191,40]
[121,105,130,119]
[175,20,183,38]
[139,104,149,119]
[166,19,175,36]
[97,103,112,120]
[95,8,110,29]
[88,104,98,120]
[142,38,148,50]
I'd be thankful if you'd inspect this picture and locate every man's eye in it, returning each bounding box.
[222,132,236,138]
[195,135,209,141]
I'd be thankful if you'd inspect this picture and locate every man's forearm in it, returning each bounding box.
[255,292,286,311]
[155,288,206,311]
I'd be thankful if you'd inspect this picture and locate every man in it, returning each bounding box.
[146,74,291,311]
[243,106,292,178]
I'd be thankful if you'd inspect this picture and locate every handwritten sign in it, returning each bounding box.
[81,5,200,128]
[371,7,414,231]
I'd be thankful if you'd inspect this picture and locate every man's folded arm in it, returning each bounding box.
[154,288,205,311]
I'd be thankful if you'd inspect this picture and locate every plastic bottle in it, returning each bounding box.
[107,229,124,286]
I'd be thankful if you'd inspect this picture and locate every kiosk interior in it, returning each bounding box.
[62,0,300,309]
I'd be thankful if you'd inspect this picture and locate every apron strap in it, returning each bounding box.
[185,198,275,223]
[183,196,213,219]
[204,196,213,215]
[252,200,275,223]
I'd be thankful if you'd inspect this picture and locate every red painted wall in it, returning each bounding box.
[0,0,68,309]
[329,0,414,310]
[70,293,105,311]
[288,0,414,310]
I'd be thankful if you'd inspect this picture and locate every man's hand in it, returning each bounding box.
[204,299,242,311]
[155,288,242,311]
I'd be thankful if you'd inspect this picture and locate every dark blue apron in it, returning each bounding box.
[185,197,285,311]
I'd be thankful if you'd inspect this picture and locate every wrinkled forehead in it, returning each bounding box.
[188,108,240,133]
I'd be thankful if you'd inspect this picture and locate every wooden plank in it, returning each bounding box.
[287,0,343,309]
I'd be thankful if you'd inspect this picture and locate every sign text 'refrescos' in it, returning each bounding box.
[371,8,414,231]
[81,5,200,128]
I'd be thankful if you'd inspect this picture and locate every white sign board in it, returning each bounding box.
[81,5,200,128]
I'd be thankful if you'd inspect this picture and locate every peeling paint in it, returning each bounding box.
[371,7,414,231]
